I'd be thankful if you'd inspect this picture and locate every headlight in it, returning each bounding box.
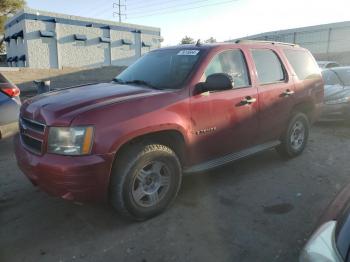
[325,97,350,105]
[48,126,94,155]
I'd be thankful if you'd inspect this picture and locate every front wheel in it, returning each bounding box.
[276,112,309,158]
[110,143,182,221]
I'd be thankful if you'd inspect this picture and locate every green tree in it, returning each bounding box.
[180,36,195,45]
[205,37,217,43]
[0,0,26,53]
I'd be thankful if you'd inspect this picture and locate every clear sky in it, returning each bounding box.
[26,0,350,46]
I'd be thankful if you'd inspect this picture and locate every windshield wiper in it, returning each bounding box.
[124,80,162,90]
[112,78,125,84]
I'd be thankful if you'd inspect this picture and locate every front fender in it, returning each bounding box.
[109,117,189,154]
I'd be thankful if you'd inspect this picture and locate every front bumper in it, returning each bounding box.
[320,102,350,121]
[14,134,114,202]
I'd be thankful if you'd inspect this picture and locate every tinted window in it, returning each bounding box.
[0,74,8,84]
[203,49,250,89]
[251,49,285,85]
[284,49,320,80]
[322,70,342,85]
[115,49,201,89]
[332,68,350,86]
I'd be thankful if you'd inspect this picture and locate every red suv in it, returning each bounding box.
[14,41,323,220]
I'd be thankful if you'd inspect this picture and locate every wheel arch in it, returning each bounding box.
[111,129,188,171]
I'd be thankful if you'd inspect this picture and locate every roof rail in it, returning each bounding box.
[235,39,299,47]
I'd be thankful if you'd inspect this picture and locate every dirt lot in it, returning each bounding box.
[1,122,350,262]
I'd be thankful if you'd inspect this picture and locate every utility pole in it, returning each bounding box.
[113,0,126,23]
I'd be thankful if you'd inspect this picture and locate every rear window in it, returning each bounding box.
[284,49,320,80]
[251,49,285,85]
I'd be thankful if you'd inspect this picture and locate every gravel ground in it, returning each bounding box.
[1,122,350,262]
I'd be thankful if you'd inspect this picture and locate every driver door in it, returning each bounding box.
[189,49,259,164]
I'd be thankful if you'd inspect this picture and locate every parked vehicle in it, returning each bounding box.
[318,61,340,69]
[14,41,323,220]
[321,67,350,121]
[300,183,350,262]
[0,73,21,139]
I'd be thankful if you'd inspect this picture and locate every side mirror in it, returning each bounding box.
[195,73,233,94]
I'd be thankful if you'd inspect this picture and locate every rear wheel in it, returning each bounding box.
[276,112,309,158]
[110,143,182,221]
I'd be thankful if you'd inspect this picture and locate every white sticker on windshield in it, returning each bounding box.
[177,50,200,56]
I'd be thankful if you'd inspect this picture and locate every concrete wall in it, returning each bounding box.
[110,30,138,66]
[5,20,27,67]
[25,20,58,68]
[57,24,108,68]
[5,8,161,69]
[141,33,159,55]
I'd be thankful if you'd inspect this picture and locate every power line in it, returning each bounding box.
[127,0,236,19]
[127,0,214,15]
[126,0,182,10]
[77,0,112,17]
[86,0,115,18]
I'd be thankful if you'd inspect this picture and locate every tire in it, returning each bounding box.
[110,143,182,221]
[276,112,309,158]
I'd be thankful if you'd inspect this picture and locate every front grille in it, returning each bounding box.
[19,117,46,154]
[21,134,43,153]
[20,117,45,133]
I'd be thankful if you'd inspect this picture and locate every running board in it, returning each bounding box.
[184,140,280,174]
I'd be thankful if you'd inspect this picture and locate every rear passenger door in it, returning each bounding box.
[250,48,295,143]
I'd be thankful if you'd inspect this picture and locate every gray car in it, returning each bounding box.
[0,73,21,139]
[320,67,350,121]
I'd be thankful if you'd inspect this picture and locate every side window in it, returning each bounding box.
[251,49,285,85]
[283,49,320,80]
[203,50,250,89]
[321,70,342,85]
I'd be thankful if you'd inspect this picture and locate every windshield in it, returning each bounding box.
[114,49,202,89]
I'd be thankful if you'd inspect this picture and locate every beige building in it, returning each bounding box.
[4,8,161,69]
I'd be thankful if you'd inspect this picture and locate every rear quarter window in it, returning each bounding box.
[283,49,320,80]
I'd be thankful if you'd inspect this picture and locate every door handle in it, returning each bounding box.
[282,89,295,97]
[240,96,257,105]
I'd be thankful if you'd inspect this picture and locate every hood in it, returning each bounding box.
[21,82,163,125]
[324,84,350,102]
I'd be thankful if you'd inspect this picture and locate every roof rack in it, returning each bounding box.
[235,39,299,47]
